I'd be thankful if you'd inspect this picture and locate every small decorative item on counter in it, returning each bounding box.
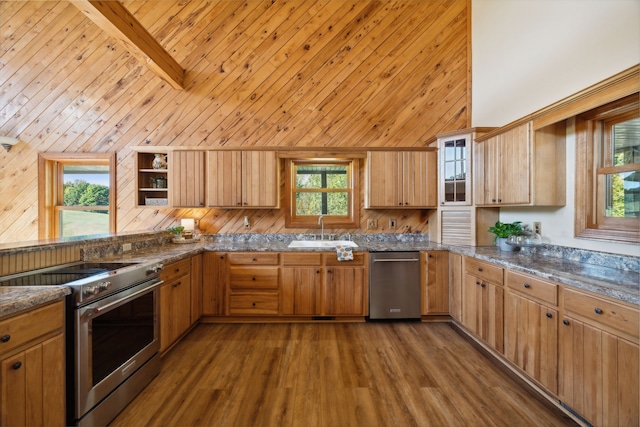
[152,153,167,169]
[488,221,525,251]
[166,225,184,241]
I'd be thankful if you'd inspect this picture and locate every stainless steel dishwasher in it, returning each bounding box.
[369,252,421,320]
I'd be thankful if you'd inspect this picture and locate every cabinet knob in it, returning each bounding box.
[236,202,241,205]
[316,270,320,274]
[492,198,496,202]
[252,302,256,307]
[428,254,433,259]
[12,361,22,370]
[480,283,486,288]
[398,202,402,206]
[252,258,257,262]
[252,277,256,281]
[563,319,570,326]
[546,312,553,318]
[524,283,530,289]
[477,267,483,272]
[475,281,481,285]
[498,199,502,203]
[173,281,181,287]
[0,335,10,343]
[594,307,603,315]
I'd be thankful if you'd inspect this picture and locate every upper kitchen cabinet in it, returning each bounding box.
[171,151,206,208]
[474,121,566,207]
[366,151,437,208]
[437,128,494,206]
[135,151,170,208]
[207,151,279,208]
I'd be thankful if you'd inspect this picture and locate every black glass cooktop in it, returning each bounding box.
[0,262,138,287]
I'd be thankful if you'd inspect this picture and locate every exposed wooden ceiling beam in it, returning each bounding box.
[70,0,185,89]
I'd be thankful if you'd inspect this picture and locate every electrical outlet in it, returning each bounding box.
[367,219,378,229]
[533,222,542,235]
[389,218,397,229]
[122,243,132,252]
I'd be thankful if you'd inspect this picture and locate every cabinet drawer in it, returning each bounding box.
[230,293,279,315]
[229,267,279,290]
[564,288,639,337]
[160,258,190,282]
[325,252,366,266]
[227,253,279,265]
[506,270,557,306]
[282,252,322,266]
[464,257,503,285]
[0,301,64,356]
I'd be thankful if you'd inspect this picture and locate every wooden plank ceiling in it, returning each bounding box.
[0,0,470,243]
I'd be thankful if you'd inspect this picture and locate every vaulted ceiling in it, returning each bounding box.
[0,0,470,242]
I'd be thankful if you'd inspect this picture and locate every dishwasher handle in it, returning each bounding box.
[372,258,420,263]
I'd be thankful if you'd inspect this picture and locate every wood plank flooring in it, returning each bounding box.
[110,322,577,427]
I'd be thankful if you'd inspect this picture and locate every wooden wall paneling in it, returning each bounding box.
[0,1,470,243]
[247,1,422,148]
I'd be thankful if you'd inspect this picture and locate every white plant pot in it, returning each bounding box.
[496,237,515,251]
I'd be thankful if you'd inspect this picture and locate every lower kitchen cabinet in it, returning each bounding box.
[159,258,192,353]
[323,253,367,316]
[448,252,463,322]
[227,253,280,316]
[559,288,639,427]
[0,301,65,427]
[462,257,504,353]
[421,251,449,315]
[281,253,323,315]
[504,270,559,394]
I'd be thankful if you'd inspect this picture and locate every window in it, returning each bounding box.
[575,94,640,244]
[284,158,360,228]
[38,153,116,239]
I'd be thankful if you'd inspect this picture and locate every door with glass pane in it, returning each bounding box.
[439,133,471,205]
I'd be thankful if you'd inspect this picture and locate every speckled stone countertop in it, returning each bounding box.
[0,286,70,318]
[1,233,638,319]
[92,233,639,306]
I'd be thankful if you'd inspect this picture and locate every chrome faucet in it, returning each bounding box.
[318,214,325,240]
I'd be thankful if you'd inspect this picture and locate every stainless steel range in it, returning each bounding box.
[0,260,164,426]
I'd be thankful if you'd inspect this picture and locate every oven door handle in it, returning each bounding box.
[92,280,164,315]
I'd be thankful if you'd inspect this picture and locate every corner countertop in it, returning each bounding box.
[1,236,638,319]
[96,237,639,306]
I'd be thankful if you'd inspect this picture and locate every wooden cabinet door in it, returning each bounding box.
[323,266,366,315]
[0,334,65,427]
[171,151,206,207]
[160,273,191,353]
[190,254,203,324]
[461,273,480,335]
[242,151,278,208]
[480,281,504,353]
[207,151,243,207]
[202,252,228,316]
[505,292,558,393]
[497,123,530,205]
[367,151,403,207]
[448,252,463,322]
[281,267,322,315]
[403,151,437,207]
[421,251,449,314]
[559,316,639,427]
[462,273,504,353]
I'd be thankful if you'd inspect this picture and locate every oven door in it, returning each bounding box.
[74,278,162,419]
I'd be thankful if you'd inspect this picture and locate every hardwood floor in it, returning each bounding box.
[110,322,577,427]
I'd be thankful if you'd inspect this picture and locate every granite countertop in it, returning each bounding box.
[0,286,70,318]
[95,236,639,306]
[1,234,638,319]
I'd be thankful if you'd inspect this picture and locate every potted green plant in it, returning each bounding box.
[488,221,524,251]
[166,225,184,241]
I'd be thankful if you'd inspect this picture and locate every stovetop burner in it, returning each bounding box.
[0,262,139,287]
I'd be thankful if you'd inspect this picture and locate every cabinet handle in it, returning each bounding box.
[175,268,180,273]
[1,335,10,343]
[563,319,570,326]
[480,283,486,288]
[594,307,603,315]
[12,361,22,370]
[492,198,496,203]
[252,277,256,281]
[546,312,553,318]
[428,254,433,258]
[252,302,256,307]
[524,283,530,289]
[327,269,333,274]
[252,258,257,262]
[173,281,182,287]
[475,281,481,285]
[477,267,483,272]
[316,270,320,274]
[398,202,402,206]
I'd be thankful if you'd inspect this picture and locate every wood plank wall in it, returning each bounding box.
[0,0,470,244]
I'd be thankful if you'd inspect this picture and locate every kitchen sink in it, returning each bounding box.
[287,240,358,248]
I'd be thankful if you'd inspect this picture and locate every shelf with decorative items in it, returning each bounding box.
[135,150,169,207]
